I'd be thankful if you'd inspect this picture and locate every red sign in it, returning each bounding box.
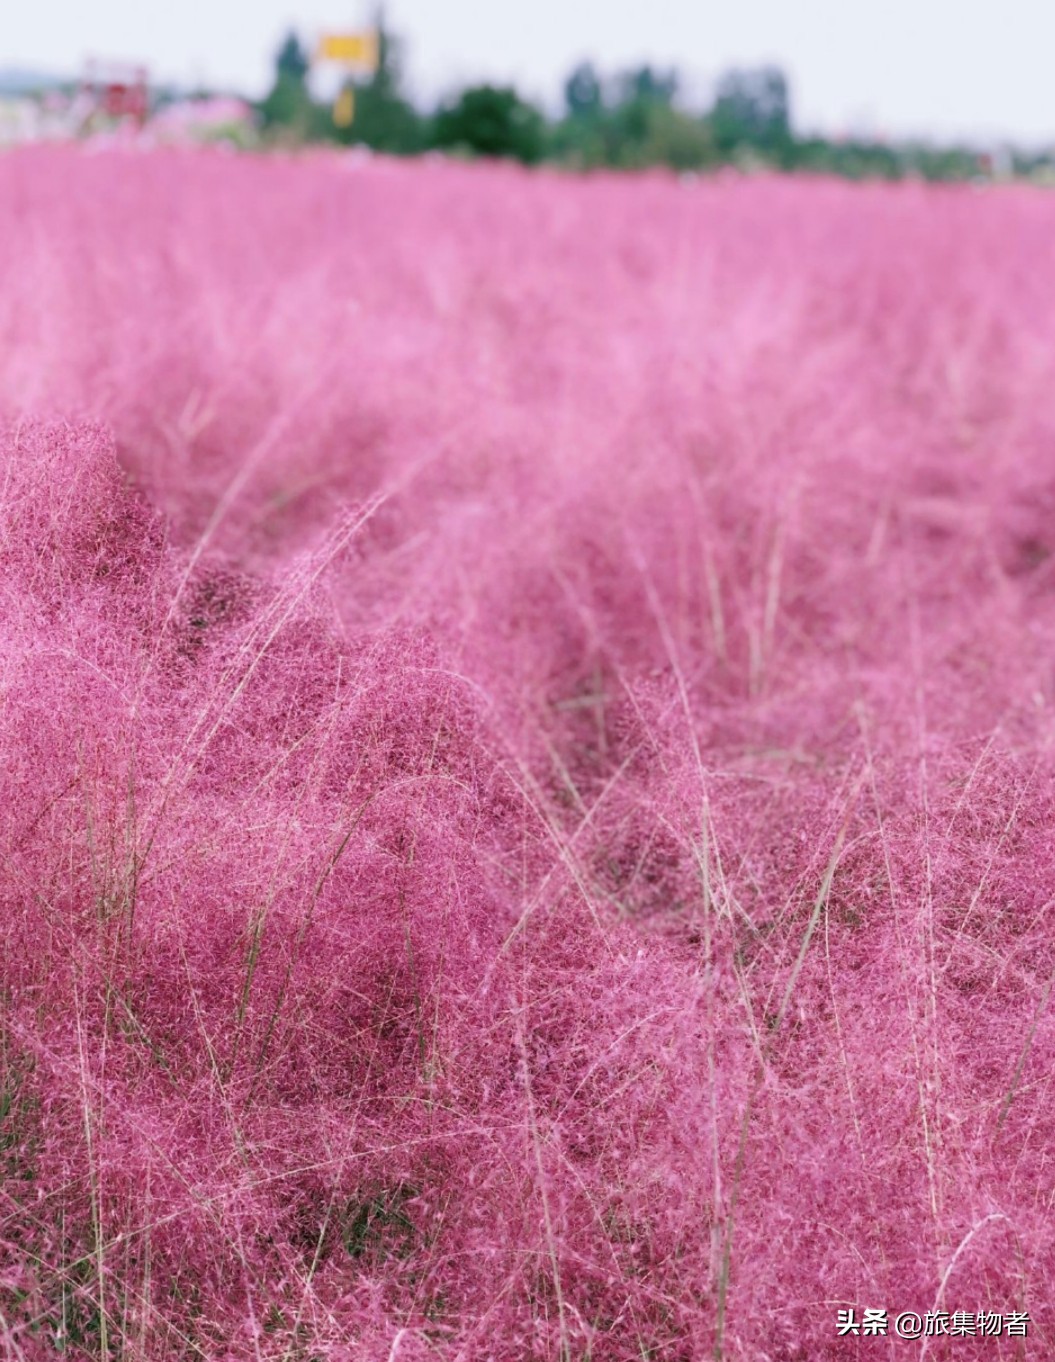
[83,62,150,125]
[103,83,147,120]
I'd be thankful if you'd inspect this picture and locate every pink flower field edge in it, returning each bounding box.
[2,147,1055,1360]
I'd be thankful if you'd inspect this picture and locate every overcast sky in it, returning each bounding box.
[9,0,1055,144]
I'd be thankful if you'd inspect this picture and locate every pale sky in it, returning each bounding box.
[8,0,1055,144]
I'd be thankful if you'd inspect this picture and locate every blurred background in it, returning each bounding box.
[3,0,1055,180]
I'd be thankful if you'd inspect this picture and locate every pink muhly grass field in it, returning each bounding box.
[2,146,1055,1360]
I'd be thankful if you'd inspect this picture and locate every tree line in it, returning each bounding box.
[259,23,1029,182]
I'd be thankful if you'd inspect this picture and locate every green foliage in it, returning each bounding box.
[334,21,424,153]
[564,61,602,119]
[636,106,717,170]
[432,85,546,164]
[259,73,312,132]
[902,141,985,181]
[259,30,327,140]
[275,31,310,86]
[555,62,713,171]
[711,66,792,161]
[251,18,1016,183]
[792,136,904,180]
[615,64,679,108]
[556,103,714,171]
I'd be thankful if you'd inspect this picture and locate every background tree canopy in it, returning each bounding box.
[255,19,1003,182]
[431,85,546,163]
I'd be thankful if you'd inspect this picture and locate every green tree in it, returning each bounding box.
[555,60,712,171]
[564,62,603,118]
[259,29,323,138]
[275,31,309,85]
[431,85,545,164]
[710,66,792,159]
[631,104,715,170]
[616,65,678,108]
[335,13,424,152]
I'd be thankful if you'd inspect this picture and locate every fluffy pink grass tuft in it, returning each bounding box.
[2,147,1055,1359]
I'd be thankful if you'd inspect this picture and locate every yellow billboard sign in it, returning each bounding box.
[316,32,379,71]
